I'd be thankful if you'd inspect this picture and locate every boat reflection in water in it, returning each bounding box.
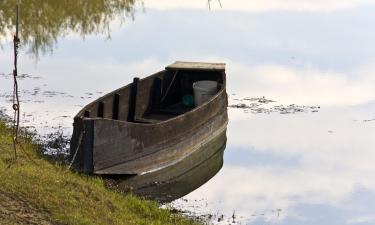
[104,128,227,203]
[68,62,228,202]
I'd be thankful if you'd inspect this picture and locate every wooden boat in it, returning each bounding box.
[105,128,227,203]
[69,61,228,175]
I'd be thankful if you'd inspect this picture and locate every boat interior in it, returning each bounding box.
[78,63,225,123]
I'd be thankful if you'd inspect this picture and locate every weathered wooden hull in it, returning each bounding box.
[105,128,227,203]
[70,62,228,175]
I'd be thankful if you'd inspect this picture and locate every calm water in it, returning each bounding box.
[1,1,375,224]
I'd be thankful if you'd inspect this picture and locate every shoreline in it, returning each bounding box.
[0,119,199,225]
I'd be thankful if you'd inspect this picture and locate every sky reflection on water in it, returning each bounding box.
[1,1,375,224]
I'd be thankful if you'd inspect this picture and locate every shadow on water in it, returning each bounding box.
[0,0,137,58]
[104,128,227,203]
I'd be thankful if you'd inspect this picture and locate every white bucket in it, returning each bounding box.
[193,80,218,106]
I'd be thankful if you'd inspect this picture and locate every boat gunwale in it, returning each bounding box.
[75,70,227,127]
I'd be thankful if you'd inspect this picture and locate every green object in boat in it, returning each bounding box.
[182,95,194,107]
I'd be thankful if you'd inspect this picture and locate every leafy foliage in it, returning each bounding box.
[0,0,137,58]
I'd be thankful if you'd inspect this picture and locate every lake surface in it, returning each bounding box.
[1,1,375,224]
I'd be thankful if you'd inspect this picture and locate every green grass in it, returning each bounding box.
[0,121,198,225]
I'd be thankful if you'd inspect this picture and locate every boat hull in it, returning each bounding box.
[104,128,227,203]
[69,62,228,175]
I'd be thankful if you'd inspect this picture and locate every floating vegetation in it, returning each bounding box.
[0,74,73,159]
[0,73,42,80]
[1,87,79,103]
[0,107,12,123]
[0,111,71,159]
[42,90,68,98]
[31,87,41,96]
[168,197,283,225]
[0,92,12,100]
[1,71,103,104]
[37,126,71,161]
[18,73,42,80]
[229,96,320,114]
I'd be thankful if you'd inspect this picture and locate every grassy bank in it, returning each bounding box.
[0,121,198,225]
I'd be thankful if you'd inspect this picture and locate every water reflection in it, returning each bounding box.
[0,0,137,57]
[167,104,375,224]
[105,129,227,203]
[1,1,375,224]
